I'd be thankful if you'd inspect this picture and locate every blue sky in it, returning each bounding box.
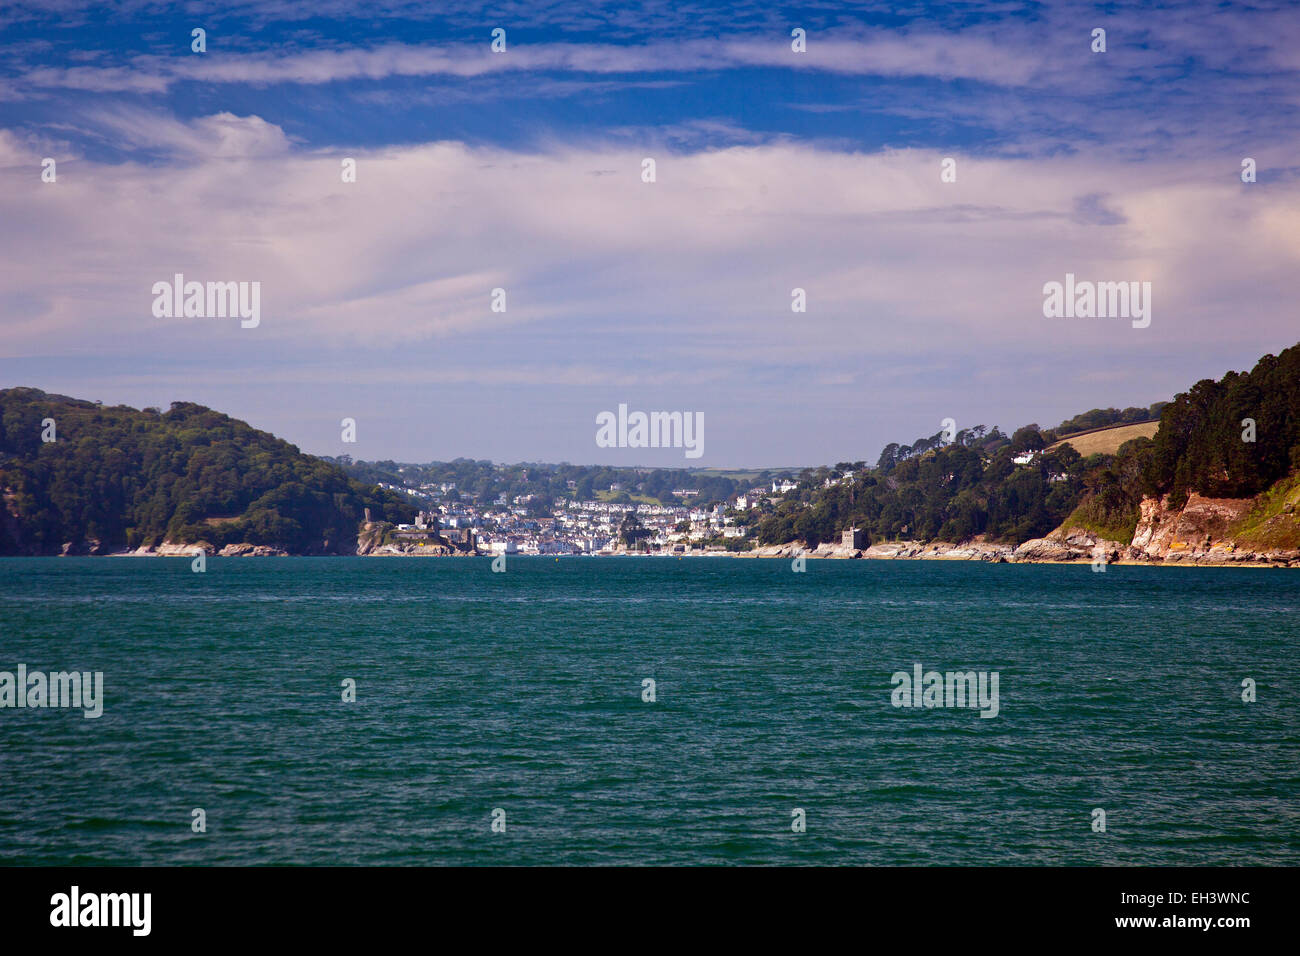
[1,0,1298,466]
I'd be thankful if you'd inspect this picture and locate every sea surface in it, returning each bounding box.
[1,556,1296,865]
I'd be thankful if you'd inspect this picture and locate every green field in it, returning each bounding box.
[1047,421,1159,457]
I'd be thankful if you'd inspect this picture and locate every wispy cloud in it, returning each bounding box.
[15,34,1058,95]
[4,112,1297,364]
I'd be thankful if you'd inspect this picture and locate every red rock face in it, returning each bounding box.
[1128,493,1297,565]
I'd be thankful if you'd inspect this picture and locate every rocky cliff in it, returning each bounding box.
[116,540,290,556]
[355,521,473,556]
[1121,491,1299,565]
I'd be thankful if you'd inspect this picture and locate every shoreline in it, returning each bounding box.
[16,515,1300,568]
[10,548,1293,568]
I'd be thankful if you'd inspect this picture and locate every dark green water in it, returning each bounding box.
[1,556,1296,865]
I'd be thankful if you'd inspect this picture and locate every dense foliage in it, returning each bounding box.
[1051,403,1165,437]
[619,512,652,547]
[0,389,413,554]
[1070,346,1300,534]
[753,346,1299,548]
[1147,346,1300,503]
[756,433,1088,547]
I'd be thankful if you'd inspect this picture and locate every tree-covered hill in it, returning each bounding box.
[0,388,414,554]
[753,425,1090,547]
[1070,343,1300,538]
[6,342,1295,556]
[327,457,752,510]
[752,344,1300,549]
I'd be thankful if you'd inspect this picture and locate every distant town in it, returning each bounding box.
[367,473,823,555]
[328,429,1063,557]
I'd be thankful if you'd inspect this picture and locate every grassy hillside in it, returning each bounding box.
[0,388,414,555]
[1227,474,1300,550]
[1047,421,1159,457]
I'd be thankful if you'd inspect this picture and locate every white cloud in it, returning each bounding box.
[79,108,292,157]
[1,111,1297,391]
[11,32,1072,94]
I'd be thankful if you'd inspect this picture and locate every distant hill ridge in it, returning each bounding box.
[5,342,1298,560]
[0,388,414,555]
